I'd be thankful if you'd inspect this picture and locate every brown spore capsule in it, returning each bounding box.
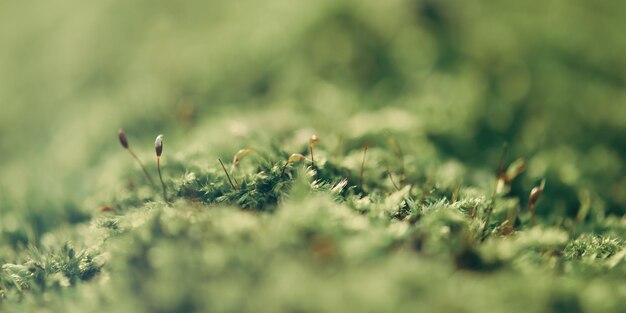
[118,129,129,149]
[155,134,163,157]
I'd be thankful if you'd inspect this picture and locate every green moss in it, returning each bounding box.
[2,0,626,312]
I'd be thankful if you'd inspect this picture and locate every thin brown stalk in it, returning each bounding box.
[386,164,400,191]
[482,142,508,241]
[157,157,168,202]
[219,158,238,190]
[360,145,368,188]
[128,148,155,186]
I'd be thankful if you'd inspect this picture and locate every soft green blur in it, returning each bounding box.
[2,0,625,219]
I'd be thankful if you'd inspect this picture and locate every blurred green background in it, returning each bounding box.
[1,0,625,246]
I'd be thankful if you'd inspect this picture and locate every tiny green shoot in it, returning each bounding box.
[309,135,319,166]
[281,153,308,175]
[230,148,256,185]
[529,179,546,226]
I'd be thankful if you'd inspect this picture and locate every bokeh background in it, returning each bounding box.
[2,0,626,243]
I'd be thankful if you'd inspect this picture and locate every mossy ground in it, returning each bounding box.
[2,1,626,312]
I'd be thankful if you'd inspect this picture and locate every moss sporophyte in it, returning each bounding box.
[155,134,168,203]
[118,129,155,186]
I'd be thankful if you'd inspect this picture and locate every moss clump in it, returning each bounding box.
[2,0,626,312]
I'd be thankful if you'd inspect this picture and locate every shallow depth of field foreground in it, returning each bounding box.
[1,1,626,312]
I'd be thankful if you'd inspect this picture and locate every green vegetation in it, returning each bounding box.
[1,0,626,312]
